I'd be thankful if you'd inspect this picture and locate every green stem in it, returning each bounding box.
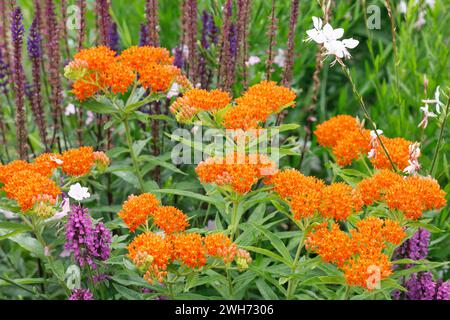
[29,217,70,295]
[430,97,450,176]
[342,65,398,172]
[123,116,146,192]
[230,199,240,241]
[286,220,309,300]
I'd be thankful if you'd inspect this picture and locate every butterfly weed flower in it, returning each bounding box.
[370,137,412,171]
[2,169,61,212]
[222,81,296,131]
[332,129,371,166]
[314,115,361,148]
[356,170,404,206]
[196,153,278,194]
[118,193,160,232]
[152,206,189,235]
[169,88,231,122]
[171,233,207,269]
[30,153,63,177]
[385,175,446,220]
[61,146,95,177]
[128,232,172,284]
[0,160,31,184]
[93,151,110,172]
[318,183,363,221]
[204,233,237,264]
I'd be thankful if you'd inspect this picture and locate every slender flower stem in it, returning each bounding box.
[430,97,450,176]
[230,199,240,241]
[123,116,146,192]
[286,220,309,300]
[342,65,398,172]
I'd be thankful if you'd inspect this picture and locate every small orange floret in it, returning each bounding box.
[195,153,278,194]
[314,115,360,148]
[118,193,160,232]
[171,233,207,268]
[318,183,363,221]
[152,206,189,234]
[289,190,322,220]
[61,146,95,176]
[73,46,117,73]
[102,62,135,94]
[204,233,237,264]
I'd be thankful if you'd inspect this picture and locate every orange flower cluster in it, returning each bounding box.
[171,233,207,268]
[266,169,362,221]
[152,206,189,235]
[204,233,238,264]
[118,193,161,232]
[306,217,405,289]
[61,146,95,176]
[357,171,447,219]
[2,170,61,211]
[384,175,447,220]
[128,232,172,283]
[314,115,415,170]
[118,46,181,92]
[222,81,296,131]
[169,88,231,122]
[195,153,278,194]
[356,170,403,206]
[67,46,184,100]
[0,147,103,212]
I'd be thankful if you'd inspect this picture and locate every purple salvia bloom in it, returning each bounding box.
[0,50,8,95]
[11,7,28,159]
[405,272,436,300]
[139,23,149,47]
[108,21,119,52]
[229,23,238,58]
[65,205,97,268]
[394,228,430,267]
[69,288,94,300]
[435,279,450,300]
[173,45,184,69]
[27,17,41,59]
[93,274,110,284]
[200,10,211,49]
[92,221,111,261]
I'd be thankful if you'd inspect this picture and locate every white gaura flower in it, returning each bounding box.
[367,149,376,159]
[305,16,359,66]
[65,103,76,116]
[273,49,286,68]
[422,86,444,114]
[68,183,91,201]
[167,82,180,99]
[368,129,383,159]
[306,16,326,43]
[245,55,261,66]
[418,104,437,128]
[404,142,421,175]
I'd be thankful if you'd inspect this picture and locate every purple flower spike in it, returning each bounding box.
[93,222,112,261]
[27,17,41,60]
[69,288,94,300]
